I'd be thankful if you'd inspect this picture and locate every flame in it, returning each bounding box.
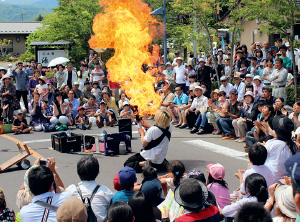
[89,0,163,115]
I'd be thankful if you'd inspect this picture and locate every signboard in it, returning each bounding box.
[37,50,68,67]
[218,31,226,38]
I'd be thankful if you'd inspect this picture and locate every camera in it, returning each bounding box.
[39,158,49,166]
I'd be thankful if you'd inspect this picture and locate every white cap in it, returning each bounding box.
[253,75,261,81]
[198,58,205,63]
[8,63,12,67]
[176,57,183,61]
[123,101,130,106]
[193,86,204,92]
[220,76,228,81]
[245,74,253,78]
[244,91,254,98]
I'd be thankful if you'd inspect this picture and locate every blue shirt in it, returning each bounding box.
[12,69,29,91]
[64,98,80,118]
[172,93,189,106]
[26,67,34,77]
[110,190,135,204]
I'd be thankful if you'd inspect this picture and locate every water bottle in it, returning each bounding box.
[119,142,127,155]
[104,119,107,127]
[66,129,71,137]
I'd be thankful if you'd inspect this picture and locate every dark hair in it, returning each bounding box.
[241,60,248,65]
[263,104,274,114]
[295,100,300,106]
[175,85,183,91]
[77,156,99,181]
[257,100,267,107]
[128,192,156,222]
[245,83,254,91]
[292,178,300,197]
[17,62,23,66]
[189,75,196,79]
[207,174,228,189]
[57,64,65,69]
[275,58,284,64]
[255,50,263,58]
[279,45,287,51]
[251,57,258,61]
[89,95,96,100]
[266,58,273,64]
[262,86,272,93]
[235,202,272,222]
[277,38,283,43]
[168,160,185,187]
[28,166,54,196]
[219,91,226,97]
[188,174,206,184]
[107,201,133,222]
[142,167,157,181]
[248,144,267,165]
[276,97,284,103]
[241,44,248,55]
[245,173,268,203]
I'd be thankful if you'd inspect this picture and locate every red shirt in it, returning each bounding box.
[107,73,119,89]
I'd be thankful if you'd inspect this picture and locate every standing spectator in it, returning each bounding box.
[73,81,84,101]
[269,58,288,103]
[262,41,270,58]
[77,63,89,90]
[12,62,29,112]
[0,74,17,122]
[262,58,274,86]
[196,58,212,93]
[28,69,40,98]
[219,76,233,98]
[64,89,80,119]
[172,57,186,92]
[90,62,105,89]
[64,63,78,89]
[37,63,46,76]
[20,166,71,222]
[66,156,113,221]
[26,60,36,77]
[184,65,195,93]
[54,64,66,88]
[92,82,101,101]
[172,51,180,67]
[233,73,245,102]
[163,62,175,91]
[216,89,241,140]
[6,63,13,77]
[279,45,292,72]
[0,188,15,222]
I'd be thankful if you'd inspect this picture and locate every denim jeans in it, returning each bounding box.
[245,127,261,147]
[76,124,89,129]
[195,112,208,128]
[216,117,234,136]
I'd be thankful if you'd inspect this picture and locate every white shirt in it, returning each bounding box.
[219,83,234,98]
[141,125,172,164]
[222,196,258,218]
[234,81,246,102]
[263,67,274,84]
[268,67,288,87]
[240,165,275,195]
[264,138,292,181]
[20,192,71,222]
[36,84,49,101]
[92,88,101,100]
[66,181,113,222]
[190,95,208,110]
[173,65,187,84]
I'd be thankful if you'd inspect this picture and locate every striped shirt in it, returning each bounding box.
[83,102,99,115]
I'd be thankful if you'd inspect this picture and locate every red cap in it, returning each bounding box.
[77,106,85,112]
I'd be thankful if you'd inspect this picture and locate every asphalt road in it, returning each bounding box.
[0,121,248,212]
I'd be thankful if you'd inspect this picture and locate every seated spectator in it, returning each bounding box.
[221,173,268,218]
[162,178,220,222]
[106,201,134,222]
[236,144,274,197]
[245,74,254,85]
[20,166,71,221]
[239,60,248,77]
[111,167,136,204]
[35,76,49,102]
[183,86,208,133]
[159,85,175,111]
[0,187,15,222]
[95,100,115,127]
[233,73,245,102]
[64,89,80,119]
[66,156,113,221]
[235,202,272,222]
[83,95,98,124]
[12,109,33,134]
[216,88,242,140]
[101,89,118,120]
[289,101,300,129]
[119,102,135,122]
[73,81,84,101]
[253,76,265,101]
[1,74,17,123]
[167,85,189,126]
[206,163,231,209]
[219,76,233,98]
[274,97,286,116]
[50,91,73,126]
[82,81,92,103]
[29,92,47,131]
[207,90,229,134]
[56,196,88,222]
[118,93,130,111]
[232,91,255,142]
[248,56,261,77]
[92,82,101,101]
[261,86,276,105]
[74,106,92,130]
[188,75,198,91]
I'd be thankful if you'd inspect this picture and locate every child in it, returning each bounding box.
[95,100,114,128]
[235,144,274,197]
[188,75,198,91]
[0,187,15,222]
[245,83,253,93]
[239,60,248,78]
[248,57,261,77]
[74,107,92,130]
[224,59,231,78]
[91,82,101,101]
[12,109,33,134]
[119,102,135,122]
[35,76,49,102]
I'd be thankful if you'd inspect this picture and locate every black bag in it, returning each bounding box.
[76,184,100,222]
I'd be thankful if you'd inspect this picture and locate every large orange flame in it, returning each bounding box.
[89,0,163,115]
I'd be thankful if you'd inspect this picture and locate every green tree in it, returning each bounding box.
[35,14,44,21]
[25,0,103,65]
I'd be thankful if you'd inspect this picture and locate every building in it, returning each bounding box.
[0,22,43,55]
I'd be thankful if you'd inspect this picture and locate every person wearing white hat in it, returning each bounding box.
[253,75,265,101]
[172,57,187,92]
[119,101,135,122]
[219,76,233,98]
[245,74,253,85]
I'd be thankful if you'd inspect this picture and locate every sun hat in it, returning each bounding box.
[234,72,241,78]
[193,86,203,92]
[165,62,172,66]
[244,91,254,99]
[207,163,225,180]
[220,76,228,81]
[211,89,220,98]
[56,196,88,222]
[174,178,207,209]
[0,67,7,73]
[118,166,136,188]
[38,76,47,83]
[275,185,297,218]
[253,75,261,81]
[100,89,111,97]
[123,101,130,106]
[176,57,183,61]
[2,73,11,81]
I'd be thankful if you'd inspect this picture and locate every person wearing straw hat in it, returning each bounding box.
[0,74,17,122]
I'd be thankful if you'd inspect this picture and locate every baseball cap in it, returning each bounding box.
[118,166,136,187]
[218,49,223,52]
[285,152,300,187]
[253,75,261,81]
[89,49,94,53]
[141,178,162,206]
[113,173,123,191]
[74,81,79,85]
[176,57,183,61]
[123,101,130,106]
[244,91,254,98]
[207,163,225,180]
[233,72,241,78]
[198,58,205,63]
[16,109,23,115]
[194,86,203,91]
[245,74,253,78]
[77,106,85,112]
[229,88,238,95]
[220,76,228,81]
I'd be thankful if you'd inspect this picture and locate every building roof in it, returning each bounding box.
[30,40,72,46]
[0,22,43,34]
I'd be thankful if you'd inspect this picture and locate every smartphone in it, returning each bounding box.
[39,158,49,166]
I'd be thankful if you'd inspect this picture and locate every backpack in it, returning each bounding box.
[76,184,100,222]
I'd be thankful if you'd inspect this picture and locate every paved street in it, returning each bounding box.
[0,121,247,212]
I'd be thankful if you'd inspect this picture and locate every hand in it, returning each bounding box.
[269,183,279,199]
[258,141,266,146]
[138,128,145,135]
[161,208,170,219]
[261,120,269,129]
[46,157,56,172]
[34,157,41,166]
[281,108,288,116]
[52,101,56,106]
[195,109,200,115]
[255,90,258,95]
[3,104,9,110]
[238,106,241,110]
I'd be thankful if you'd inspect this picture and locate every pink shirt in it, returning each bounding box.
[207,182,231,209]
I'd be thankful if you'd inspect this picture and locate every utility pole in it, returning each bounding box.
[17,14,27,22]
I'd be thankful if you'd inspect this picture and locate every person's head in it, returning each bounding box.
[56,196,88,222]
[237,50,243,58]
[293,101,300,114]
[244,91,254,104]
[28,166,54,196]
[107,201,134,222]
[193,86,203,97]
[140,177,162,207]
[225,58,230,66]
[154,110,171,128]
[248,144,267,165]
[189,75,196,83]
[84,81,91,89]
[266,58,273,68]
[17,62,23,71]
[234,73,241,84]
[93,82,99,89]
[257,101,266,112]
[142,167,157,181]
[256,42,262,49]
[67,63,73,72]
[218,49,223,56]
[32,92,40,104]
[207,56,212,64]
[229,89,238,102]
[277,38,283,47]
[253,76,262,86]
[279,45,287,56]
[176,57,183,66]
[101,90,111,100]
[15,109,23,120]
[262,104,274,117]
[200,84,207,94]
[77,107,85,115]
[128,192,155,222]
[220,76,228,86]
[57,64,64,72]
[168,160,185,187]
[88,95,96,105]
[275,98,284,108]
[219,91,226,102]
[0,188,6,209]
[54,91,63,103]
[30,59,36,68]
[207,163,227,188]
[2,74,11,85]
[118,166,137,190]
[241,44,248,53]
[245,173,268,203]
[245,74,253,83]
[68,89,75,100]
[123,103,130,111]
[120,93,126,101]
[199,58,205,67]
[263,41,269,50]
[262,86,272,99]
[77,156,99,181]
[73,82,80,90]
[99,100,106,110]
[187,170,206,184]
[251,57,258,66]
[211,89,220,101]
[240,60,247,68]
[245,83,254,92]
[235,202,272,222]
[274,185,297,219]
[37,63,42,70]
[165,62,172,70]
[174,85,183,96]
[275,58,284,70]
